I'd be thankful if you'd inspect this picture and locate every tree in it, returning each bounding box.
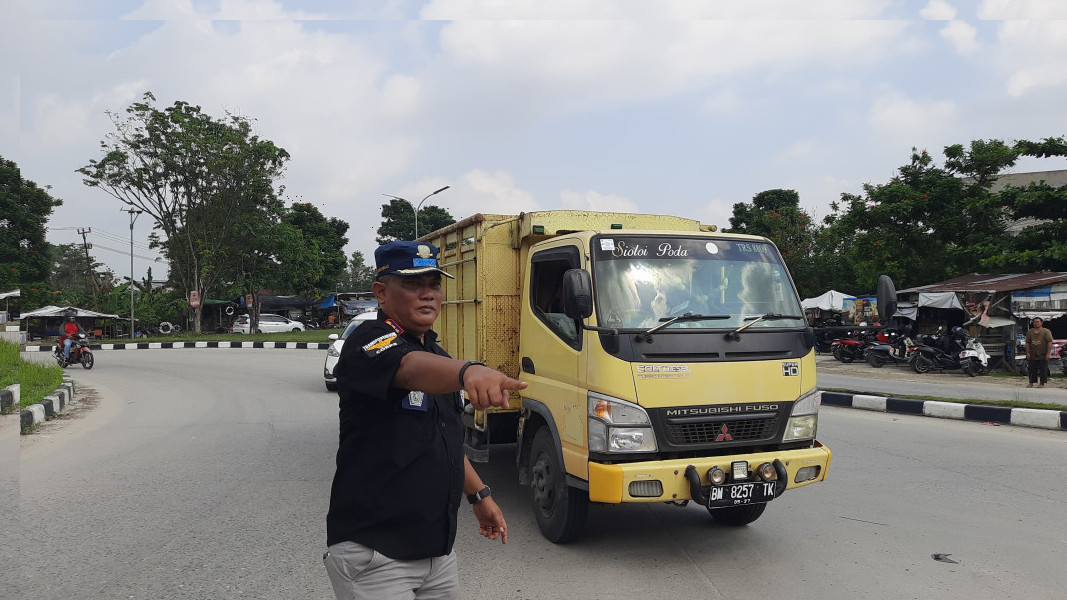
[78,92,290,332]
[984,137,1067,272]
[336,250,376,292]
[815,144,1015,292]
[376,198,455,244]
[725,189,820,297]
[282,202,350,292]
[0,156,63,302]
[48,243,116,307]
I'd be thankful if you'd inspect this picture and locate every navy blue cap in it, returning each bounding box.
[374,241,454,280]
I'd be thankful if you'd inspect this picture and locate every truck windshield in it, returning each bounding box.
[591,235,805,330]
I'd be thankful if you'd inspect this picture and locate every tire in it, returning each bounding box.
[80,352,94,370]
[158,321,174,335]
[961,359,975,377]
[529,428,588,543]
[292,327,301,332]
[913,355,932,374]
[256,328,263,334]
[866,353,885,368]
[707,502,768,526]
[831,345,844,362]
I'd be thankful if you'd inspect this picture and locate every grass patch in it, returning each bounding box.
[0,340,64,411]
[821,387,1064,411]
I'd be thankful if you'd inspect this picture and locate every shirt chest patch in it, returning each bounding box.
[403,391,429,411]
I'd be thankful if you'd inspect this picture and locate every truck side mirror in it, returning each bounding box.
[562,269,594,320]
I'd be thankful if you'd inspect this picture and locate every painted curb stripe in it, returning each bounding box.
[821,392,853,407]
[964,404,1013,424]
[20,342,330,351]
[886,397,925,415]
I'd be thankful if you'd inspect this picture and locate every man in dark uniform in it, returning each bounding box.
[325,240,527,600]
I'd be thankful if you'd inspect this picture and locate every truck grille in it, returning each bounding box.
[666,417,779,445]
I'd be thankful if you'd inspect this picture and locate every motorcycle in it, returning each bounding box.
[912,326,988,377]
[54,333,95,369]
[830,331,877,363]
[865,329,916,367]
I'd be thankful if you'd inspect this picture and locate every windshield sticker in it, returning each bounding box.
[600,239,615,251]
[636,364,691,379]
[705,242,719,254]
[735,242,771,253]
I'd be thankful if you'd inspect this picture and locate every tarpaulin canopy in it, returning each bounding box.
[1013,310,1066,321]
[20,305,120,319]
[917,291,965,311]
[0,289,19,300]
[319,294,337,309]
[801,290,855,311]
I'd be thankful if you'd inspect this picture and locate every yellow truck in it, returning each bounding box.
[424,210,831,542]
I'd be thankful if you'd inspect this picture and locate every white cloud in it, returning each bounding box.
[781,140,817,160]
[995,20,1067,97]
[699,198,736,231]
[920,0,956,20]
[699,89,743,116]
[940,20,978,55]
[445,169,541,217]
[559,190,639,213]
[422,0,902,19]
[121,0,328,20]
[868,91,957,146]
[978,0,1067,18]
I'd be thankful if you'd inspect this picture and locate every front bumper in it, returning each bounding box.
[587,441,831,503]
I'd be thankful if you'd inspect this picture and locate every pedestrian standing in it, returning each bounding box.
[324,240,527,600]
[1024,317,1053,388]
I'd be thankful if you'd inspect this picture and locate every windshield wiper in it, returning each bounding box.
[725,313,805,341]
[642,313,730,338]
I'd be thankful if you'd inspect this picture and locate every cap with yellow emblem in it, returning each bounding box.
[374,240,455,280]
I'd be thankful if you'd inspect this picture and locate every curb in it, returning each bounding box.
[20,376,77,430]
[822,391,1067,431]
[22,341,330,352]
[1,388,13,412]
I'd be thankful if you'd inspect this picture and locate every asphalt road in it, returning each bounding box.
[15,349,1067,599]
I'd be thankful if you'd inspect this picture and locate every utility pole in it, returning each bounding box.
[124,208,144,339]
[77,227,99,306]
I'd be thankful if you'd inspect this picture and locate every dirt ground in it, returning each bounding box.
[814,352,1067,391]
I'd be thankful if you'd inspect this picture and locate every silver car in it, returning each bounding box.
[324,311,378,391]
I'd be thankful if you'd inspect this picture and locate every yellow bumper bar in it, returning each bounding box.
[587,441,832,503]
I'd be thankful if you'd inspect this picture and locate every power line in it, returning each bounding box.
[92,242,169,263]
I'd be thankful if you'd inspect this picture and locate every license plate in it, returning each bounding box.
[707,481,777,507]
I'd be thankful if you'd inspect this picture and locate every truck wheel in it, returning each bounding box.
[707,502,767,526]
[529,428,588,543]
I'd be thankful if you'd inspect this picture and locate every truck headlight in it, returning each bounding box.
[783,389,820,442]
[588,392,657,453]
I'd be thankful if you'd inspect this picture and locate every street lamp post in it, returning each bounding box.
[382,185,450,239]
[124,208,143,339]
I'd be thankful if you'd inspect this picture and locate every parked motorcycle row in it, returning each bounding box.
[824,326,990,377]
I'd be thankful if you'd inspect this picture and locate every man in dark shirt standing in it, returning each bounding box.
[325,240,526,600]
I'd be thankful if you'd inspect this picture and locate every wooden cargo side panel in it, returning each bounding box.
[430,215,522,379]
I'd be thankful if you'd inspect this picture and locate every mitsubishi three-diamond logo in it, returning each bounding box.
[715,424,733,442]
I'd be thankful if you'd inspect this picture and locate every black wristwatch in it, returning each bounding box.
[467,485,491,504]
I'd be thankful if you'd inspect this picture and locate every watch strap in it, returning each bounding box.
[467,485,491,504]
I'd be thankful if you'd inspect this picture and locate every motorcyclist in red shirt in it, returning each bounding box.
[59,313,84,361]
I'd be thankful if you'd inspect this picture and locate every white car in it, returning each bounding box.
[324,311,378,391]
[230,313,307,334]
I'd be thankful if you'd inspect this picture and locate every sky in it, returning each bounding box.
[4,0,1067,287]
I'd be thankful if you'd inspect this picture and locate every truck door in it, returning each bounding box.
[522,244,587,476]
